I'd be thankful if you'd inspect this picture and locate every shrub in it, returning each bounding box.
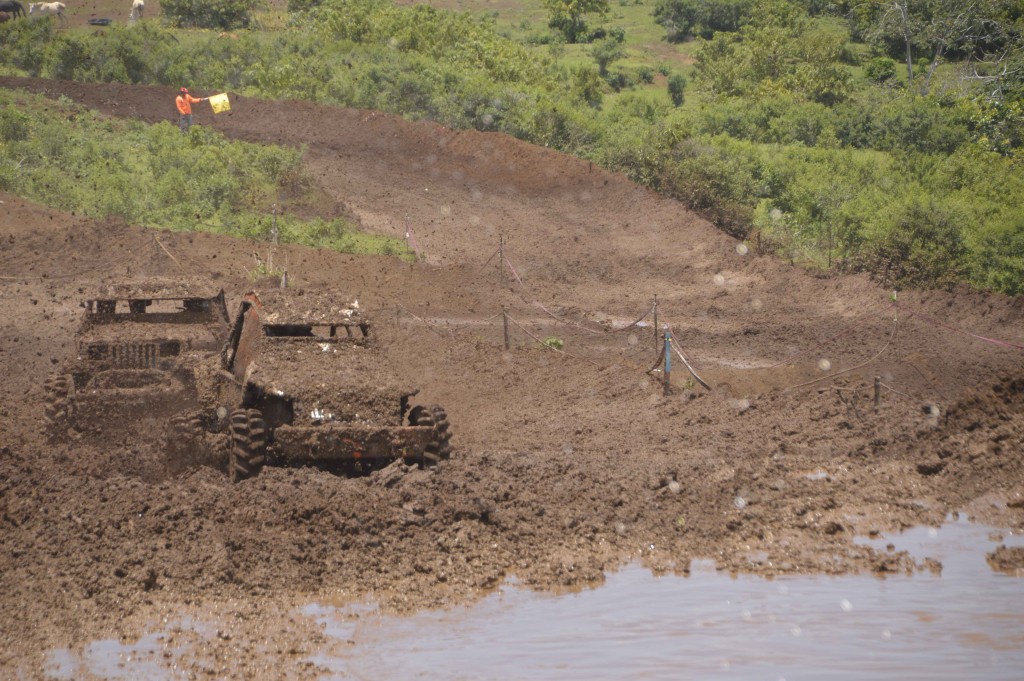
[0,106,31,142]
[667,73,686,106]
[855,198,968,289]
[592,37,625,76]
[864,56,896,82]
[161,0,265,30]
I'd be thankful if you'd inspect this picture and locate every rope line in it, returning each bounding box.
[610,304,656,333]
[671,342,712,390]
[404,217,422,257]
[899,305,1024,351]
[504,250,656,336]
[879,381,913,399]
[506,314,600,365]
[480,248,499,269]
[395,304,448,337]
[441,309,505,332]
[508,314,561,352]
[504,255,526,288]
[532,300,603,335]
[783,318,898,392]
[767,300,896,369]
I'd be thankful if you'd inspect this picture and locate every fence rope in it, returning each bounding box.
[898,304,1024,351]
[767,300,896,369]
[878,381,914,399]
[783,318,898,392]
[672,342,712,390]
[662,323,711,390]
[395,303,448,337]
[480,248,499,269]
[504,251,657,336]
[404,216,423,257]
[504,255,526,288]
[506,313,601,365]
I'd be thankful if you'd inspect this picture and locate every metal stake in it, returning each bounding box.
[663,330,672,396]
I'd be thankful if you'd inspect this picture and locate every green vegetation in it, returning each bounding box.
[161,0,265,30]
[0,0,1021,293]
[0,90,408,257]
[543,0,611,43]
[541,336,566,350]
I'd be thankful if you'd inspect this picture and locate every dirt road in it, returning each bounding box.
[1,77,1022,678]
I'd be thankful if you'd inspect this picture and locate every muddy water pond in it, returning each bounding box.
[45,518,1024,680]
[312,517,1024,680]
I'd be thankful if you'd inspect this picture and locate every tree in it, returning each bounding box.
[652,0,755,43]
[543,0,610,43]
[868,0,1011,93]
[591,36,625,76]
[668,73,687,106]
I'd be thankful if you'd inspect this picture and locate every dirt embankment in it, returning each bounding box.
[1,77,1022,678]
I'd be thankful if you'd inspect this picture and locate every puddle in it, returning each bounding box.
[43,617,208,680]
[42,519,1024,680]
[308,517,1024,680]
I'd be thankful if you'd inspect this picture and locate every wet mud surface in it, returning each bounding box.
[1,77,1023,678]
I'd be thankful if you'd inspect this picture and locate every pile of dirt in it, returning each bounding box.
[0,78,1022,678]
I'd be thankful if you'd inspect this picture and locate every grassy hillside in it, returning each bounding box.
[0,0,1021,293]
[0,89,409,262]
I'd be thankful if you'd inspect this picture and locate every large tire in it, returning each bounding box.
[229,408,267,483]
[163,410,207,475]
[43,374,74,440]
[408,404,452,466]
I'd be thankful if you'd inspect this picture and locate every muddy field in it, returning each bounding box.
[1,77,1023,678]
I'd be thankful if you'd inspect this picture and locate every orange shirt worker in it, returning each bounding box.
[176,87,208,134]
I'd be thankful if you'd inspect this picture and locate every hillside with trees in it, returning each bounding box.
[0,0,1021,292]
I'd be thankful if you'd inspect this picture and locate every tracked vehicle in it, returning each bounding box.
[43,279,230,440]
[179,289,452,482]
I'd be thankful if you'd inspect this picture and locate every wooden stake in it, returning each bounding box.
[499,234,505,286]
[653,295,659,352]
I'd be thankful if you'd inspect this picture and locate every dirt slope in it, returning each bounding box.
[1,77,1023,678]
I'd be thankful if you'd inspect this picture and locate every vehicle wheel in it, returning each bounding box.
[43,374,74,440]
[409,404,452,465]
[163,410,205,474]
[229,408,267,483]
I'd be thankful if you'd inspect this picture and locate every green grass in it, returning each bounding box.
[0,89,412,259]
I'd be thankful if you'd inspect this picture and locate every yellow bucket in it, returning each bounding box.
[209,93,231,114]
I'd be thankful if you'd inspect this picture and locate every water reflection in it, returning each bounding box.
[314,518,1024,680]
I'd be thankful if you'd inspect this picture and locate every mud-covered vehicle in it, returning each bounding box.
[43,279,230,440]
[180,289,452,482]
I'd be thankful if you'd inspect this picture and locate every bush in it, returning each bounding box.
[653,0,754,43]
[0,106,31,142]
[161,0,265,30]
[864,56,897,83]
[667,73,686,106]
[855,198,968,289]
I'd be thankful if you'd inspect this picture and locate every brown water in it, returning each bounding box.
[45,517,1024,680]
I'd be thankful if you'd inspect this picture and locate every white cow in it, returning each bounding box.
[28,1,66,24]
[129,0,143,21]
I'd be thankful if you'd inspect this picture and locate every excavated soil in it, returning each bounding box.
[1,77,1023,678]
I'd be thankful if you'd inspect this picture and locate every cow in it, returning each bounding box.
[129,0,143,21]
